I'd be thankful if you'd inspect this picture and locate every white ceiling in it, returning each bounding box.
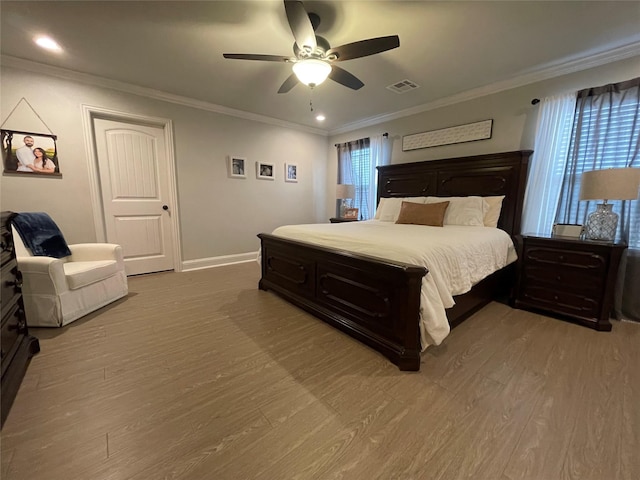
[2,1,639,134]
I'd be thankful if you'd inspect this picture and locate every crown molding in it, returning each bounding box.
[329,41,640,136]
[3,40,639,139]
[0,55,328,136]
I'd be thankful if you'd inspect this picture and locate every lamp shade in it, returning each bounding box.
[292,59,331,87]
[579,168,640,201]
[335,184,355,199]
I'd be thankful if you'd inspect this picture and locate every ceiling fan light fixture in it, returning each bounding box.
[292,59,331,87]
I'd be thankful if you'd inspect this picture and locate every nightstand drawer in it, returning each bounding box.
[513,234,627,331]
[522,264,603,292]
[524,246,607,275]
[519,284,600,319]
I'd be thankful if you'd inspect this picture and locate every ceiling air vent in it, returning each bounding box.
[386,79,420,94]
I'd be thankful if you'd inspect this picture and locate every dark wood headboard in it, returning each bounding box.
[376,150,532,237]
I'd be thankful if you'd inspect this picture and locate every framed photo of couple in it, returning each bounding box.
[1,129,61,176]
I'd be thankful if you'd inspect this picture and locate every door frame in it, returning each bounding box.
[81,104,182,272]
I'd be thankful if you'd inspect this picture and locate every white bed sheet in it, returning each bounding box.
[271,220,517,350]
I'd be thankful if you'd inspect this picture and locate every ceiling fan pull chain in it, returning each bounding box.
[309,88,314,112]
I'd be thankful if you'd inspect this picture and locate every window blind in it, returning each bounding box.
[555,92,639,248]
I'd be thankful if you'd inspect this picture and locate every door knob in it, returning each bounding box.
[162,205,169,211]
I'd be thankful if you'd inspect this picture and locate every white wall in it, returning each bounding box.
[0,65,329,264]
[328,56,640,174]
[3,56,638,266]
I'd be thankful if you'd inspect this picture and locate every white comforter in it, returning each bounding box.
[271,220,517,350]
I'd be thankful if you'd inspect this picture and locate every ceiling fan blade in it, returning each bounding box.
[329,66,364,90]
[284,1,317,52]
[327,35,400,62]
[278,73,299,94]
[223,53,291,62]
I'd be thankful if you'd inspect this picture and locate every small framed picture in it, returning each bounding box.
[285,163,298,183]
[229,156,246,178]
[256,161,275,180]
[344,207,359,219]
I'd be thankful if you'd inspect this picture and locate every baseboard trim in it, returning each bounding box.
[181,252,258,272]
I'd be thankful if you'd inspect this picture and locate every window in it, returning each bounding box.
[348,144,372,219]
[336,135,390,220]
[337,137,371,219]
[555,81,640,248]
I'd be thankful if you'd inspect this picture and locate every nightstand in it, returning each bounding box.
[513,234,626,331]
[329,217,359,223]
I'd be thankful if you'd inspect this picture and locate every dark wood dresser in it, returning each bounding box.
[513,233,626,331]
[1,211,39,428]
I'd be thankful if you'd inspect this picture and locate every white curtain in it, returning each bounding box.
[521,92,577,235]
[369,133,391,217]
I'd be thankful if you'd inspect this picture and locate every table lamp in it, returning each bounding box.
[579,167,640,241]
[335,184,355,217]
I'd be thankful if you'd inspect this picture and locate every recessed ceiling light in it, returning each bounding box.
[316,115,326,121]
[34,36,62,53]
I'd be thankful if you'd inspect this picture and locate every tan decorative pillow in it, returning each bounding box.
[395,201,450,227]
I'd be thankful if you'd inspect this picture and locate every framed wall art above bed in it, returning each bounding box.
[402,119,493,151]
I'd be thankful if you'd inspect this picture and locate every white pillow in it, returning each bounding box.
[483,195,505,228]
[375,197,428,222]
[425,196,487,226]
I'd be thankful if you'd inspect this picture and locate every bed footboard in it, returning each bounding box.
[258,233,427,371]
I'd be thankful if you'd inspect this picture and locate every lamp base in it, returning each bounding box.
[584,203,618,242]
[338,199,352,217]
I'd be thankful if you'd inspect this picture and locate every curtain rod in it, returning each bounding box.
[335,132,387,147]
[531,98,540,105]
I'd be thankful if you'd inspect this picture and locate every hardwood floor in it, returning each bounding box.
[1,262,638,480]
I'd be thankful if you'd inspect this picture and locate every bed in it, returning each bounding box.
[258,150,532,371]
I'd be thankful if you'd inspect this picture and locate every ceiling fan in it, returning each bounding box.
[223,0,400,93]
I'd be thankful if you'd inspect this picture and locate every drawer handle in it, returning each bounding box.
[8,319,27,333]
[558,255,565,261]
[554,295,559,301]
[556,276,562,281]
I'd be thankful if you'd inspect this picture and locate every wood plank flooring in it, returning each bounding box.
[1,262,638,480]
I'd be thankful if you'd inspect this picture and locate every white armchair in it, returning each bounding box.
[12,226,128,327]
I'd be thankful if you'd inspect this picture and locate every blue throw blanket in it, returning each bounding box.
[12,212,72,258]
